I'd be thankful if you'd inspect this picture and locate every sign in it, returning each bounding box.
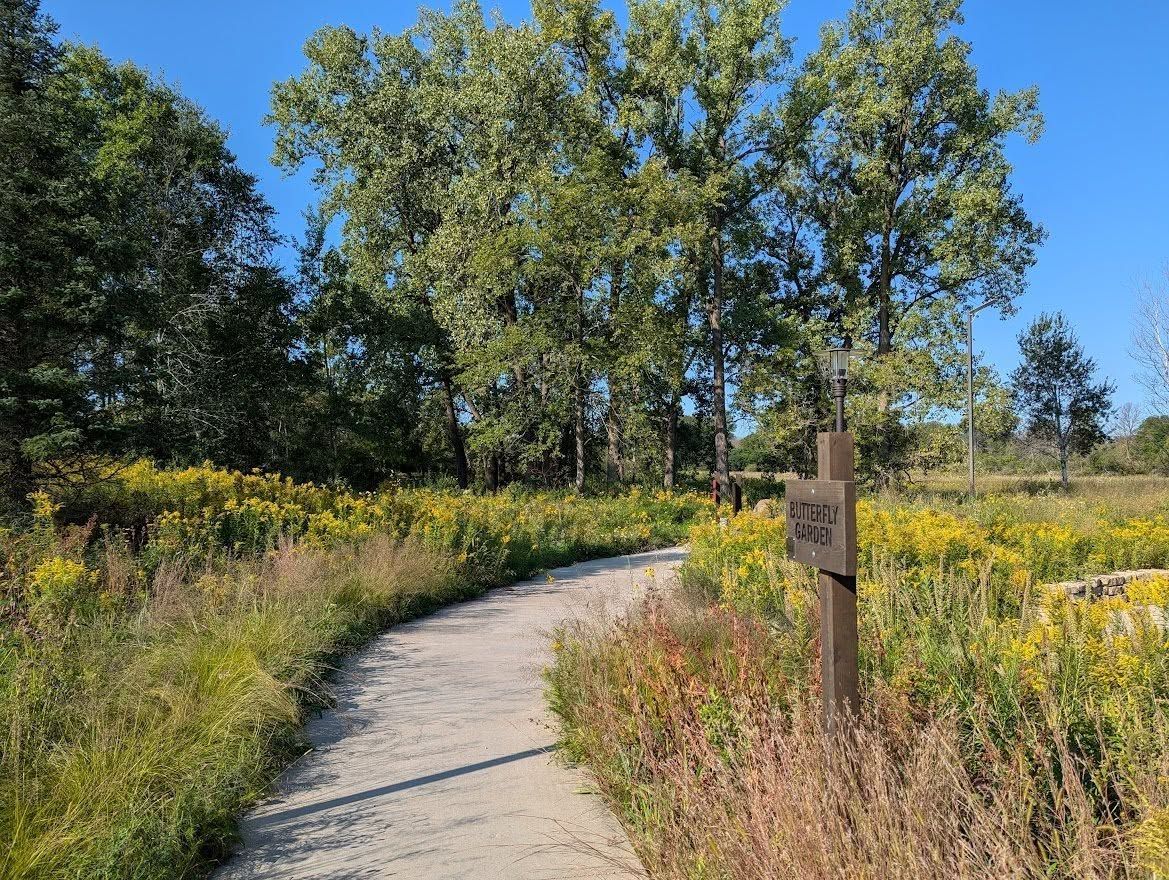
[784,479,856,576]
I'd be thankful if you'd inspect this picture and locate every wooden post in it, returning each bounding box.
[817,432,858,735]
[711,477,721,507]
[731,481,742,514]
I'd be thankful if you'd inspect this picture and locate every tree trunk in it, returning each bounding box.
[440,372,468,489]
[606,260,624,483]
[484,453,499,492]
[878,227,893,356]
[5,451,34,511]
[575,282,586,493]
[876,224,894,414]
[709,228,731,500]
[664,394,679,489]
[575,382,586,493]
[1060,441,1069,490]
[605,403,623,482]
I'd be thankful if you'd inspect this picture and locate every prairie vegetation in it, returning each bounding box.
[4,0,1167,876]
[547,480,1169,879]
[0,462,707,878]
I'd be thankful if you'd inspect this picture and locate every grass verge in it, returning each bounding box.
[1,464,709,879]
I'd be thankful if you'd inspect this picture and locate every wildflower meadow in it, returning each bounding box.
[548,479,1169,879]
[0,461,708,877]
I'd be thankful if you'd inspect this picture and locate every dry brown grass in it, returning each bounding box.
[906,473,1169,513]
[547,592,1158,880]
[644,711,1045,879]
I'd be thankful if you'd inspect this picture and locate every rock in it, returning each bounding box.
[1109,605,1167,637]
[753,499,778,517]
[1041,570,1169,603]
[1047,581,1089,599]
[1114,569,1165,583]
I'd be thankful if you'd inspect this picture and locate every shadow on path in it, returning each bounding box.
[252,745,558,828]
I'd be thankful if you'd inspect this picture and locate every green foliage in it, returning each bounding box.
[762,0,1044,482]
[1135,416,1169,474]
[551,486,1169,878]
[3,0,1047,499]
[1,4,309,505]
[1011,312,1116,487]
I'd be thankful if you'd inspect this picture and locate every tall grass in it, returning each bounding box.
[548,596,1058,879]
[1,539,467,878]
[547,488,1169,879]
[1,463,710,878]
[904,474,1169,522]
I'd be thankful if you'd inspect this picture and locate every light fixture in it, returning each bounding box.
[829,347,851,379]
[826,345,851,432]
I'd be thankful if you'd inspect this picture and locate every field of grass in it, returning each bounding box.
[547,476,1169,879]
[0,462,709,879]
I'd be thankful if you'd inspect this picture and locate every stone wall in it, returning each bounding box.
[1045,569,1168,600]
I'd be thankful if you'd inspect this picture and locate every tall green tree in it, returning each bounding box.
[1010,312,1114,489]
[1,2,306,503]
[786,0,1043,480]
[271,4,560,488]
[0,0,104,505]
[293,214,429,487]
[56,46,296,464]
[625,0,797,498]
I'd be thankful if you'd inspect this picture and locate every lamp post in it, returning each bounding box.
[828,346,851,432]
[966,300,996,498]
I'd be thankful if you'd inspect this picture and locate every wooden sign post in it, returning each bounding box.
[786,432,858,735]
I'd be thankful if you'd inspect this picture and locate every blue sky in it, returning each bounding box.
[42,0,1169,412]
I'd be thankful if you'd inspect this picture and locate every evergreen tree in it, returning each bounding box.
[1010,312,1114,489]
[0,0,104,505]
[1,3,307,503]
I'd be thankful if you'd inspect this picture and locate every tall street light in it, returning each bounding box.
[966,300,997,497]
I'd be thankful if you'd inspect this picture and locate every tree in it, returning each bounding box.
[0,0,102,506]
[56,46,298,465]
[1109,401,1144,469]
[265,0,1047,493]
[1130,266,1169,412]
[1,2,307,505]
[290,215,429,488]
[1133,415,1169,475]
[624,0,800,499]
[786,0,1043,481]
[271,3,582,490]
[1010,312,1115,489]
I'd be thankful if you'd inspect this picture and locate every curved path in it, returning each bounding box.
[216,546,686,880]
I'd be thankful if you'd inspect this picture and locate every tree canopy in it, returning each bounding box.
[1,0,1050,502]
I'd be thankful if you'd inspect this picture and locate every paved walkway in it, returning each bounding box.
[216,546,687,880]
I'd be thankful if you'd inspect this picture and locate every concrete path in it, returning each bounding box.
[216,546,686,880]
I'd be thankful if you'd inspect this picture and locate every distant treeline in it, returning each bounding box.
[1,0,1043,506]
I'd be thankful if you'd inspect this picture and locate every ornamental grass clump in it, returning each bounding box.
[547,595,1050,879]
[1,538,462,878]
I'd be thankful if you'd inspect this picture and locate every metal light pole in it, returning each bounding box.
[966,301,996,498]
[828,346,851,432]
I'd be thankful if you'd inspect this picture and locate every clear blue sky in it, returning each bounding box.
[42,0,1169,412]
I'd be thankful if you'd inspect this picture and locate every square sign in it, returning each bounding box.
[784,479,857,576]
